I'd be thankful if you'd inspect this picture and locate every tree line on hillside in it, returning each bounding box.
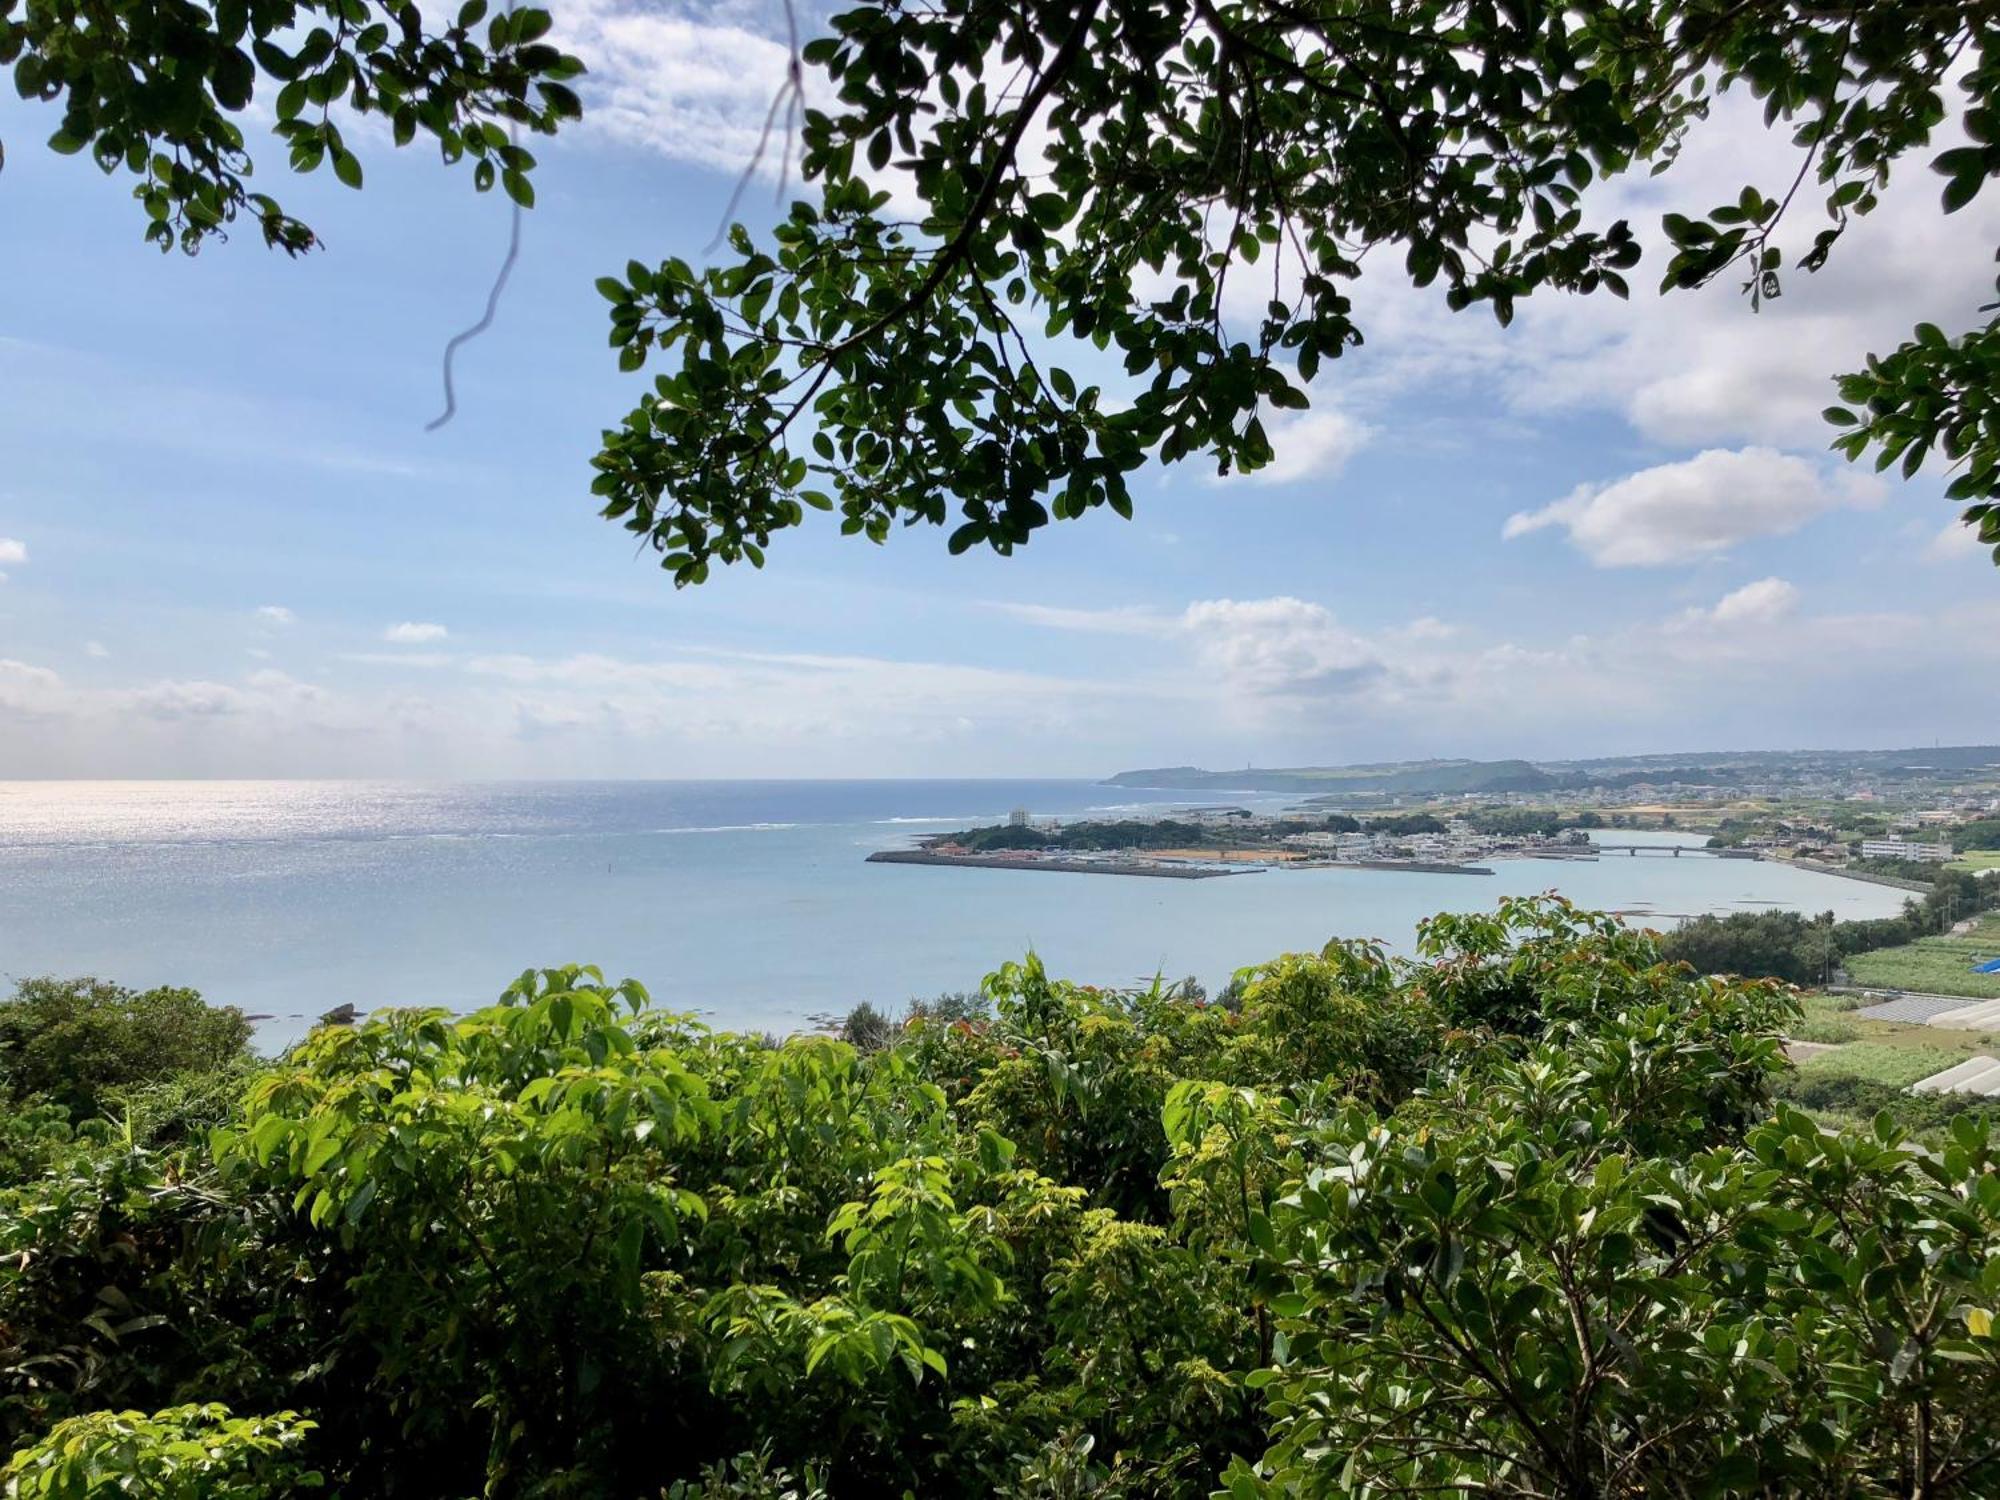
[3,899,1998,1495]
[1659,868,2000,987]
[1956,819,2000,853]
[942,816,1374,853]
[945,809,1608,855]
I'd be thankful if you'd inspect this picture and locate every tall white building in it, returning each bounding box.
[1860,836,1952,864]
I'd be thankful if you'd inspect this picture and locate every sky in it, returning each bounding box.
[2,1,1998,780]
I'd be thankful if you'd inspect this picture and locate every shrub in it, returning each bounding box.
[1,1404,317,1498]
[0,980,250,1122]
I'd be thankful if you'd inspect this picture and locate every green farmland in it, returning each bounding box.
[1844,910,2000,999]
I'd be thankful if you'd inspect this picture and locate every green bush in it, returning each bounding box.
[1,901,1996,1495]
[1,1404,317,1498]
[0,980,251,1121]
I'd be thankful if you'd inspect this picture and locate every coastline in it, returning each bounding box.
[865,849,1242,879]
[1773,855,1934,894]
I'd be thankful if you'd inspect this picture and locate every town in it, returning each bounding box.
[870,807,1603,879]
[869,745,2000,883]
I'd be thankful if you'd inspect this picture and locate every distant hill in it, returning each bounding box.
[1104,759,1562,795]
[1105,747,2000,797]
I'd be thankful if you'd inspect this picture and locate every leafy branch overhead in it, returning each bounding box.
[588,0,2000,584]
[1,0,583,252]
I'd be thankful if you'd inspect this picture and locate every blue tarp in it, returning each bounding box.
[1975,957,2000,974]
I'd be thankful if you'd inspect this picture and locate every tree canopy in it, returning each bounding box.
[9,0,2000,576]
[588,0,2000,582]
[2,0,582,251]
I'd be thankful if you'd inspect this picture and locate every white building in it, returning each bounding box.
[1861,837,1953,864]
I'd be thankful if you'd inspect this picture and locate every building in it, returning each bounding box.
[1008,808,1031,828]
[1860,836,1953,864]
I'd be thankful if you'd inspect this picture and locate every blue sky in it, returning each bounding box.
[3,1,1998,779]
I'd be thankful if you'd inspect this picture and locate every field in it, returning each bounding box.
[1792,1033,1994,1088]
[1844,910,2000,999]
[1780,988,2000,1134]
[1947,850,2000,872]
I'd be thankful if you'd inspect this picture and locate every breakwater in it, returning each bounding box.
[866,850,1240,879]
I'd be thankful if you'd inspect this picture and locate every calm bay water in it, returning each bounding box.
[1,780,1908,1046]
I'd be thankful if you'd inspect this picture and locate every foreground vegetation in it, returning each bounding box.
[3,899,1999,1496]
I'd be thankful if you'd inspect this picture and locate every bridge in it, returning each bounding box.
[1591,843,1757,859]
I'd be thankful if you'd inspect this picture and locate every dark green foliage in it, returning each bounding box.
[1773,1068,1999,1136]
[590,0,2000,581]
[1849,856,1955,883]
[0,978,251,1121]
[1957,819,2000,852]
[827,999,897,1051]
[2,0,583,252]
[3,902,1998,1495]
[1661,910,1837,985]
[1463,807,1565,838]
[1363,813,1445,837]
[1664,870,2000,983]
[1259,814,1361,837]
[945,818,1212,852]
[0,1103,74,1192]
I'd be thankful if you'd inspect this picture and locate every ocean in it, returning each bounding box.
[1,779,1910,1046]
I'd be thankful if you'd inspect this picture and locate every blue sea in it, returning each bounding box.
[0,780,1909,1046]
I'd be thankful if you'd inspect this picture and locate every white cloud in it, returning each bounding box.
[1707,576,1799,625]
[1225,406,1369,487]
[1179,597,1385,697]
[1389,616,1458,643]
[83,641,109,659]
[0,658,66,717]
[341,651,455,669]
[560,1,799,173]
[383,621,449,644]
[0,539,25,566]
[1667,577,1800,633]
[1503,447,1882,567]
[993,595,1386,698]
[986,601,1171,635]
[256,605,296,626]
[1925,518,1992,563]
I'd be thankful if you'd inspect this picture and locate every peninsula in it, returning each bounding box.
[864,809,1600,877]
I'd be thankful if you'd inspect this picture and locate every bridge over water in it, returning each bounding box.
[1591,843,1758,859]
